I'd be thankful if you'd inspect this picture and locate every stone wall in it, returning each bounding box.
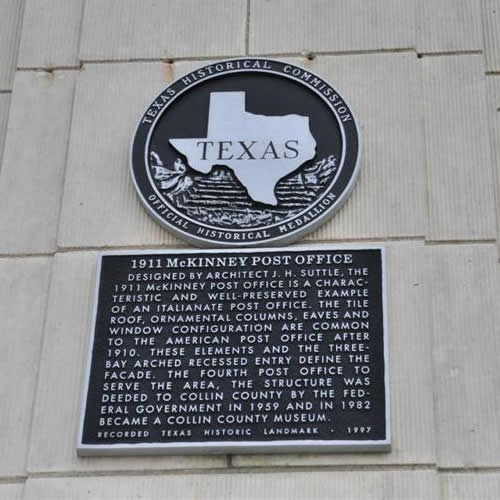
[0,1,499,498]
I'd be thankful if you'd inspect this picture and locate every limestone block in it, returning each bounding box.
[234,242,435,467]
[486,76,500,252]
[249,0,415,55]
[428,244,500,467]
[417,0,483,53]
[482,0,500,72]
[0,0,24,90]
[441,473,500,499]
[0,70,77,254]
[298,53,425,240]
[79,0,246,61]
[0,483,24,500]
[18,0,84,68]
[0,257,52,477]
[0,94,10,168]
[422,55,496,241]
[23,470,439,500]
[27,251,226,473]
[56,61,188,248]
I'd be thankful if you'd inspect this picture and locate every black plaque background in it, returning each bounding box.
[81,248,387,448]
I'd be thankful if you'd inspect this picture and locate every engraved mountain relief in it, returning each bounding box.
[169,92,317,206]
[150,152,338,229]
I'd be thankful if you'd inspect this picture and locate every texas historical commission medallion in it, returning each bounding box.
[131,58,360,247]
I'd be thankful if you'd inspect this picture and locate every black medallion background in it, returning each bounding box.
[131,59,360,247]
[148,73,343,230]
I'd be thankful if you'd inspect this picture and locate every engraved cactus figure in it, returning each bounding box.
[150,151,193,199]
[299,154,337,194]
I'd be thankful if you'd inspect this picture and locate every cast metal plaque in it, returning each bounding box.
[130,58,360,247]
[78,246,389,455]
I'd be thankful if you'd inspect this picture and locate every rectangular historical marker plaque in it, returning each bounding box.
[78,245,390,455]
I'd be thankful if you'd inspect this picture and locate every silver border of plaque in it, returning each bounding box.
[77,244,390,456]
[130,58,361,248]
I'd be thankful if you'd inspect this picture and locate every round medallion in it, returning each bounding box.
[131,58,360,247]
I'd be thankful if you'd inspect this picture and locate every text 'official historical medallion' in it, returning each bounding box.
[131,59,360,247]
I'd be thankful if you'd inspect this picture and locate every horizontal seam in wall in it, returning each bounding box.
[25,463,437,479]
[79,48,418,66]
[0,476,26,484]
[80,55,246,65]
[0,252,54,259]
[5,467,500,483]
[247,48,416,59]
[417,50,483,58]
[486,70,500,76]
[303,236,424,243]
[7,49,491,76]
[424,239,497,245]
[438,466,500,474]
[56,244,191,253]
[17,65,83,72]
[0,89,12,94]
[53,237,425,254]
